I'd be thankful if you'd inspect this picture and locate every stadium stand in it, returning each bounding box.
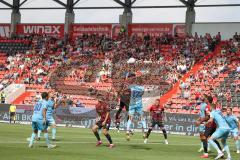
[0,33,239,115]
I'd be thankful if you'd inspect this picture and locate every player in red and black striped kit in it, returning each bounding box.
[92,97,114,148]
[144,99,168,144]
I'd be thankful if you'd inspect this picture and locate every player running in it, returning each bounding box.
[92,97,114,148]
[28,92,56,149]
[224,107,240,154]
[126,77,147,141]
[37,94,57,141]
[206,103,231,160]
[144,99,168,144]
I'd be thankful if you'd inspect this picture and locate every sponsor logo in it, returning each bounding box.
[22,25,61,34]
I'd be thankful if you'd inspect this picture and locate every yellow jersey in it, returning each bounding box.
[9,105,16,113]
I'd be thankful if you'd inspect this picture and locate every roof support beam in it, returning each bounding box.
[73,0,80,6]
[10,0,21,37]
[185,0,196,35]
[52,0,67,7]
[131,0,136,5]
[0,0,13,8]
[179,0,188,6]
[113,0,127,7]
[19,0,27,7]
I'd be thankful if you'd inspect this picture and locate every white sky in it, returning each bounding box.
[0,0,240,23]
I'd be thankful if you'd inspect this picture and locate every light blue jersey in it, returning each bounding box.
[128,84,144,115]
[225,115,239,130]
[46,99,56,125]
[225,115,239,137]
[46,99,55,120]
[199,102,207,118]
[210,110,230,140]
[32,99,48,122]
[210,110,230,130]
[129,84,144,107]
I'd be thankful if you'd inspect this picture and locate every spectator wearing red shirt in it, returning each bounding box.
[92,97,114,148]
[144,99,168,144]
[195,90,201,105]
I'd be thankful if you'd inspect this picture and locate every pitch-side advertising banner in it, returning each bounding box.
[0,24,10,37]
[16,24,64,37]
[0,104,199,136]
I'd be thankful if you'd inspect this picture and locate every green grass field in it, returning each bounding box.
[0,123,239,160]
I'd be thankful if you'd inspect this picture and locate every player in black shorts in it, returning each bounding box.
[92,98,114,148]
[144,99,168,144]
[115,84,130,131]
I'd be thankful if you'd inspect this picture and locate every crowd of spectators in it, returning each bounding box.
[171,34,240,112]
[1,31,238,114]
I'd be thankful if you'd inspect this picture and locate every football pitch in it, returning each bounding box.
[0,123,239,160]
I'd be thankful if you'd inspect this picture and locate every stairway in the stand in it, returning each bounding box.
[12,91,32,104]
[160,43,223,106]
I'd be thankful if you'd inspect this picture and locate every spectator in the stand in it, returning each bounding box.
[225,90,231,106]
[237,64,240,73]
[76,100,84,107]
[194,89,201,105]
[35,92,41,101]
[0,92,6,103]
[235,85,240,93]
[180,80,187,90]
[183,89,191,99]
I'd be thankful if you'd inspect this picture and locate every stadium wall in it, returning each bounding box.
[2,23,240,39]
[192,22,240,40]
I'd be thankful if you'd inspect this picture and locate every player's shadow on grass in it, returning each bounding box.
[148,142,164,144]
[39,145,59,149]
[129,145,152,150]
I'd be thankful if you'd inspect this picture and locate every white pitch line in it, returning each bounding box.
[0,141,236,147]
[0,141,197,145]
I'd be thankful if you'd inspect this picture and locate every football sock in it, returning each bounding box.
[222,140,231,158]
[203,140,208,153]
[141,120,147,132]
[29,133,36,146]
[146,128,152,138]
[200,142,203,149]
[208,139,221,154]
[127,119,132,132]
[44,133,50,146]
[162,129,167,139]
[93,131,101,141]
[52,128,56,139]
[235,140,240,150]
[214,139,222,150]
[37,130,41,138]
[105,133,113,144]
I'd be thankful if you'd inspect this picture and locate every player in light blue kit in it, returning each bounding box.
[37,94,57,140]
[224,107,240,154]
[197,94,208,152]
[205,103,231,160]
[126,77,147,141]
[28,92,56,149]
